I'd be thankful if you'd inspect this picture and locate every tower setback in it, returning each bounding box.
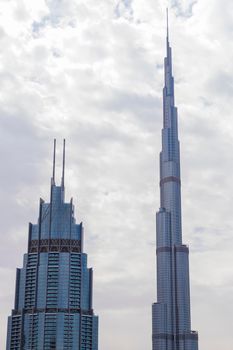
[152,14,198,350]
[6,140,98,350]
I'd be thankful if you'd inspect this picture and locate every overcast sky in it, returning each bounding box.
[0,0,233,349]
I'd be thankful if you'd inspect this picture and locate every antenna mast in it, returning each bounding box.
[61,139,66,187]
[52,139,56,183]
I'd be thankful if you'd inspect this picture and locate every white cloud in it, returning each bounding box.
[0,0,233,349]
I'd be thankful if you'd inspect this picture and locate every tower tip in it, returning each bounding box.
[52,139,56,183]
[61,138,66,188]
[166,8,169,40]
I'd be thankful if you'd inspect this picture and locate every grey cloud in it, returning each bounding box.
[171,0,198,18]
[207,70,233,97]
[115,0,134,19]
[1,1,233,350]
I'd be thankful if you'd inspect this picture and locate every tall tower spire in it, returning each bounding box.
[152,12,198,350]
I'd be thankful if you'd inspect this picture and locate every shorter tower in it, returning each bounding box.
[6,140,98,350]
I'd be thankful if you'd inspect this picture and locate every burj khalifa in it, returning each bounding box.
[152,13,199,350]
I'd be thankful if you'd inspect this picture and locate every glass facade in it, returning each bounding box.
[152,21,198,350]
[7,143,98,350]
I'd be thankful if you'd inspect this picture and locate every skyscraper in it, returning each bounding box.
[6,140,98,350]
[152,14,198,350]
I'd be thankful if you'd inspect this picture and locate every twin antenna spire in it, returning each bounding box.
[52,139,66,187]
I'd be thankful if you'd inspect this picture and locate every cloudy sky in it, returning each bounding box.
[0,0,233,349]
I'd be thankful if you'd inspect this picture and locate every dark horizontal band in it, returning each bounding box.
[180,332,198,340]
[156,247,172,253]
[153,332,198,341]
[28,239,81,254]
[12,307,93,316]
[175,245,189,253]
[160,176,181,187]
[156,246,189,254]
[152,333,174,340]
